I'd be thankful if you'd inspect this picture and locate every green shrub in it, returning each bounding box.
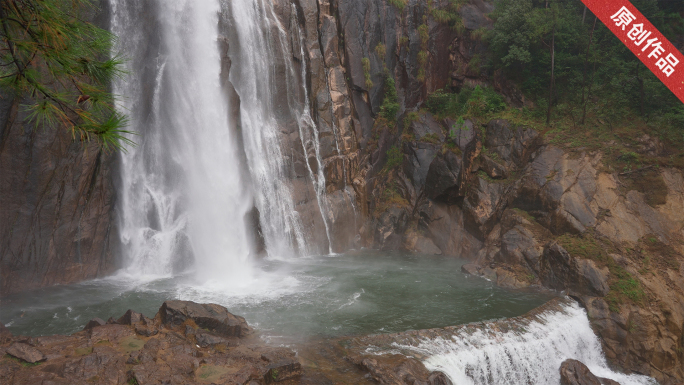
[425,90,452,115]
[375,43,387,58]
[431,9,458,24]
[362,57,373,89]
[380,75,400,122]
[425,86,506,118]
[387,0,407,11]
[403,111,420,129]
[384,145,403,170]
[418,24,429,46]
[421,133,441,144]
[466,86,506,116]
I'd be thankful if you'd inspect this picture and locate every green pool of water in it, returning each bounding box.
[0,251,555,339]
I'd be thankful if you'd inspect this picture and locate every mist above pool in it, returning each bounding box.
[1,251,554,340]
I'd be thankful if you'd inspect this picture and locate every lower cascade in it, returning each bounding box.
[393,301,656,385]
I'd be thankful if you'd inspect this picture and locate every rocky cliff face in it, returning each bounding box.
[273,0,683,382]
[0,96,118,297]
[0,3,117,297]
[260,0,496,252]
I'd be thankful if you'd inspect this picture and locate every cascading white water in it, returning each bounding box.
[393,301,657,385]
[224,0,334,256]
[112,0,338,280]
[111,0,253,282]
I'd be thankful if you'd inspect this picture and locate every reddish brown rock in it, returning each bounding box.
[263,358,302,384]
[83,318,106,331]
[559,359,622,385]
[116,309,143,325]
[159,300,251,338]
[6,342,46,364]
[0,302,305,385]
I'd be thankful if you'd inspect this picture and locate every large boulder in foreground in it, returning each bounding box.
[6,343,46,364]
[159,300,251,338]
[560,359,621,385]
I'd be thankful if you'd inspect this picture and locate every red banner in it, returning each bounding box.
[580,0,684,104]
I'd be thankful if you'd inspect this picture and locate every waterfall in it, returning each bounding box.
[393,301,657,385]
[111,0,253,281]
[111,0,338,280]
[222,0,311,257]
[221,0,334,256]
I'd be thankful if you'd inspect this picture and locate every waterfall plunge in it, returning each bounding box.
[112,0,253,282]
[112,0,334,282]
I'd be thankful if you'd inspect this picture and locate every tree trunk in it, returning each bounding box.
[546,23,556,126]
[581,17,598,125]
[637,63,645,117]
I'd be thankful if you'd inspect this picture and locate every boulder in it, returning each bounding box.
[158,300,251,338]
[403,142,440,190]
[413,236,443,255]
[184,325,196,337]
[461,263,480,275]
[350,352,453,385]
[88,324,135,341]
[117,309,143,325]
[462,177,507,239]
[411,113,445,142]
[195,330,239,348]
[82,318,106,330]
[424,151,461,202]
[260,345,302,384]
[134,325,158,337]
[263,357,302,384]
[497,210,546,272]
[420,202,483,259]
[445,118,474,151]
[375,206,409,251]
[539,243,609,297]
[428,371,453,385]
[6,342,46,364]
[559,359,622,385]
[481,154,508,179]
[484,120,540,168]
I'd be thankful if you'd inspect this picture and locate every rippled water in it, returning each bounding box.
[0,251,553,339]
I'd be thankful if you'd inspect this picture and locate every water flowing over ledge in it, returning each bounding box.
[351,298,657,385]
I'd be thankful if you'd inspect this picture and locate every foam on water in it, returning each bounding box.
[394,301,656,385]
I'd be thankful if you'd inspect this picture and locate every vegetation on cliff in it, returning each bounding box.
[0,0,131,151]
[487,0,683,127]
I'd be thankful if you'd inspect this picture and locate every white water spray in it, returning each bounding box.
[112,0,253,283]
[225,0,334,255]
[393,301,656,385]
[112,0,341,282]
